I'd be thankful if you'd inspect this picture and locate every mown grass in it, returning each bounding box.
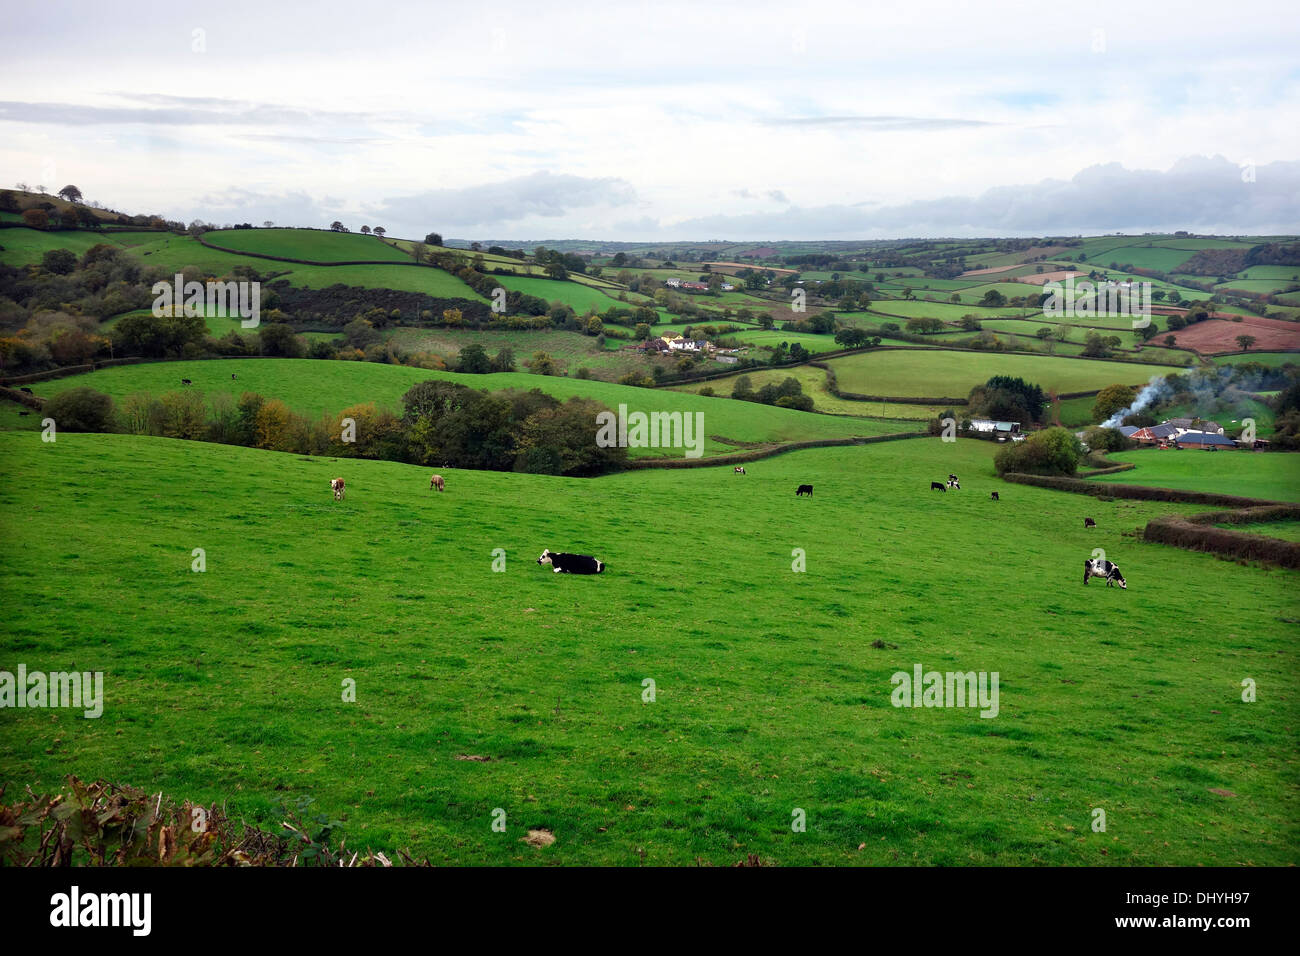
[0,432,1294,865]
[30,359,911,456]
[495,276,622,314]
[1093,449,1300,502]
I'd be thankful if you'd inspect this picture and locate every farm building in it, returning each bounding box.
[1177,431,1236,449]
[1129,424,1180,445]
[665,277,682,288]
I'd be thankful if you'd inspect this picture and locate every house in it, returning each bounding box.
[1164,417,1224,436]
[665,277,682,288]
[1177,431,1236,449]
[662,335,711,352]
[969,419,1022,437]
[1116,425,1140,438]
[679,281,709,292]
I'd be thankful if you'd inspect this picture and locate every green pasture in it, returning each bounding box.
[1093,448,1300,502]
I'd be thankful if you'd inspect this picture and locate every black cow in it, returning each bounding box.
[537,549,605,574]
[796,484,813,496]
[990,491,999,501]
[232,373,237,380]
[931,481,946,491]
[19,387,33,394]
[18,410,30,416]
[1084,557,1127,588]
[1084,517,1096,528]
[181,379,192,386]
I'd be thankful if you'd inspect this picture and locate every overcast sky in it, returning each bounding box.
[3,0,1298,241]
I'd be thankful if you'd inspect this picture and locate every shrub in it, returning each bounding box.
[43,386,114,432]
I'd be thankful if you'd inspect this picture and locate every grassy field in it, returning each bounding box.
[203,228,414,263]
[672,366,946,420]
[496,276,622,314]
[1093,449,1300,502]
[30,359,911,456]
[1214,519,1300,542]
[0,228,164,266]
[824,351,1184,398]
[275,263,486,299]
[1,431,1294,865]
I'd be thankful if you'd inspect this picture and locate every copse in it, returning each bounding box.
[44,386,114,433]
[968,375,1047,424]
[994,427,1083,477]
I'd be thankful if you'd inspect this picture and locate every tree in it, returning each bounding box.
[258,323,303,358]
[373,226,386,238]
[1236,334,1256,350]
[835,327,869,348]
[529,351,558,376]
[57,185,83,203]
[1164,335,1176,346]
[21,208,49,229]
[634,322,651,341]
[732,374,755,401]
[0,190,17,212]
[586,316,603,336]
[41,248,77,275]
[425,232,443,246]
[457,343,492,374]
[1091,384,1137,423]
[360,225,371,235]
[980,289,1007,307]
[43,387,114,432]
[491,347,516,372]
[329,221,346,232]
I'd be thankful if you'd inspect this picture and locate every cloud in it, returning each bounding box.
[370,171,636,230]
[186,188,345,227]
[668,156,1300,238]
[0,97,380,127]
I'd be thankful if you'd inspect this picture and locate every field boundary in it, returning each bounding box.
[1000,472,1286,508]
[623,431,927,469]
[1144,505,1300,568]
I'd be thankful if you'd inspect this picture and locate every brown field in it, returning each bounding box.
[1164,314,1300,354]
[1015,270,1086,285]
[703,261,799,276]
[959,264,1019,277]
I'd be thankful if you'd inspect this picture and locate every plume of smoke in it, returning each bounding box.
[1100,375,1172,428]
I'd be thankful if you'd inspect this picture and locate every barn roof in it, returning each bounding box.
[1178,431,1235,445]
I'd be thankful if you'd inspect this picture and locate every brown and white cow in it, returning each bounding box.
[430,474,445,492]
[330,478,345,501]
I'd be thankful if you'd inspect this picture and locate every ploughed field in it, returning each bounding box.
[1,432,1295,865]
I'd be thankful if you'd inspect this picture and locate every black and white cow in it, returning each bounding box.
[990,491,999,501]
[796,484,813,496]
[1084,517,1096,528]
[537,549,605,574]
[931,481,946,491]
[1083,557,1127,588]
[946,478,961,490]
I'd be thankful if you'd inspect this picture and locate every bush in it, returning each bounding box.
[994,427,1082,476]
[1081,426,1132,453]
[43,386,114,432]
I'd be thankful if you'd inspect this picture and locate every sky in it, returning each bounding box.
[2,0,1298,242]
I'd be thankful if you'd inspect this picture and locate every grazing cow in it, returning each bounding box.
[19,387,33,394]
[946,478,961,490]
[232,373,237,380]
[1084,557,1127,588]
[931,481,946,491]
[537,549,605,574]
[990,491,999,501]
[330,477,345,501]
[796,484,813,496]
[429,473,445,492]
[948,474,958,482]
[181,378,192,386]
[18,410,30,416]
[734,466,746,475]
[1084,517,1096,528]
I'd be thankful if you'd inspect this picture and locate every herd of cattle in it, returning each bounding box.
[320,459,1126,587]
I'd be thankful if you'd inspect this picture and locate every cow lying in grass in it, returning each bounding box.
[537,549,605,574]
[1084,557,1126,588]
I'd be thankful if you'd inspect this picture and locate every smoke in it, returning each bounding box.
[1100,375,1172,428]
